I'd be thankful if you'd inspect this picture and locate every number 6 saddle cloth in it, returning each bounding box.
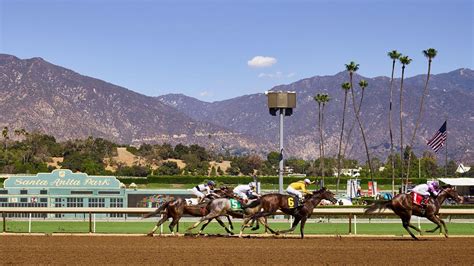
[286,196,300,209]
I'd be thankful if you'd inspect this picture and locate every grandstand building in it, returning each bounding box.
[0,169,194,218]
[0,169,126,218]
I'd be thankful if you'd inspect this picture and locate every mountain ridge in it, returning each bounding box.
[1,54,472,163]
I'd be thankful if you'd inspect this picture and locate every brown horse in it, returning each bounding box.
[364,186,463,240]
[248,188,338,238]
[143,188,235,236]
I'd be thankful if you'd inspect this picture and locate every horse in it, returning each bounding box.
[143,187,235,236]
[248,188,338,238]
[364,186,463,240]
[185,195,273,235]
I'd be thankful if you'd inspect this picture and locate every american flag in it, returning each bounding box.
[427,121,447,153]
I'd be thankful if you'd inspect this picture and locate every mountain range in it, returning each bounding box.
[1,54,472,163]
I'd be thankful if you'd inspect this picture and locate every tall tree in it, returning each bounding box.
[336,82,351,192]
[343,79,368,159]
[314,93,330,183]
[345,62,374,186]
[406,48,438,183]
[398,55,413,192]
[387,50,401,195]
[2,126,9,150]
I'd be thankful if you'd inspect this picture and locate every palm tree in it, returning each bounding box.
[2,126,9,150]
[406,48,438,183]
[336,82,351,192]
[314,93,331,183]
[345,62,374,186]
[398,55,413,192]
[342,79,368,160]
[387,50,401,195]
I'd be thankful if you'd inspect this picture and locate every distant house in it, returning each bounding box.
[333,167,362,177]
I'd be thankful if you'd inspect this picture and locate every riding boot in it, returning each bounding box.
[420,196,428,215]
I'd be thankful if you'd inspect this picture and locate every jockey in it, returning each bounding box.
[411,180,441,206]
[287,178,313,202]
[191,181,216,203]
[233,182,258,203]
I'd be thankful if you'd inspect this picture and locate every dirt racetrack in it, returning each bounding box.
[1,235,473,265]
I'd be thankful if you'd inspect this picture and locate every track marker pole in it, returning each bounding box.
[354,215,357,235]
[28,213,32,233]
[93,214,96,233]
[160,214,163,234]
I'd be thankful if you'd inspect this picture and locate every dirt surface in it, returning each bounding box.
[1,235,473,265]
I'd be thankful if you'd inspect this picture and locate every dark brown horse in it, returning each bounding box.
[365,186,463,240]
[248,188,337,238]
[143,188,235,236]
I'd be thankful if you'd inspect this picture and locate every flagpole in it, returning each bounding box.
[445,119,448,178]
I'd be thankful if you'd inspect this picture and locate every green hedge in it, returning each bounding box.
[117,175,427,186]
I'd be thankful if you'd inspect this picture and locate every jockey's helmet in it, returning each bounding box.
[304,178,311,184]
[248,182,256,188]
[207,180,216,187]
[429,180,440,189]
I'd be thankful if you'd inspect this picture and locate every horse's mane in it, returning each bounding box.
[312,187,327,194]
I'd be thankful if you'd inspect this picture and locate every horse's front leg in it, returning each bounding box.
[278,216,301,235]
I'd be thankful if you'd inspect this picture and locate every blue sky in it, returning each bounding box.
[0,0,472,101]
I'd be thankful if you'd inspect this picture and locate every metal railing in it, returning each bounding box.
[1,207,473,234]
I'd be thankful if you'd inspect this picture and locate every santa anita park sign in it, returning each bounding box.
[4,169,121,189]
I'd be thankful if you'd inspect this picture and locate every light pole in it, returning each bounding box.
[266,91,296,193]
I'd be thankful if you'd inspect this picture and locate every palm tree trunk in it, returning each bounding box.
[349,73,374,185]
[400,66,406,192]
[342,89,365,158]
[336,92,348,193]
[389,59,396,195]
[406,58,432,184]
[321,103,326,179]
[318,103,323,182]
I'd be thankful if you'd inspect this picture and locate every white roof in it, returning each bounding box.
[438,178,474,186]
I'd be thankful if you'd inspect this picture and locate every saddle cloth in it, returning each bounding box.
[410,192,425,206]
[286,196,299,209]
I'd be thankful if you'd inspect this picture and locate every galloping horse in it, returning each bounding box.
[185,196,272,235]
[249,188,338,238]
[143,187,235,236]
[365,186,463,240]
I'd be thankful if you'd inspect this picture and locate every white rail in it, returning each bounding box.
[1,207,473,234]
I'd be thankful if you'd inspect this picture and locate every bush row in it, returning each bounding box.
[117,175,427,186]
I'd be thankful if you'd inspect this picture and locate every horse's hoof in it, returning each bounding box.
[146,233,154,237]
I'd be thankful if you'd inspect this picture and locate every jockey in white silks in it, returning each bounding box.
[233,182,258,203]
[191,181,216,203]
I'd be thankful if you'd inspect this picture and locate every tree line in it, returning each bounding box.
[0,128,468,180]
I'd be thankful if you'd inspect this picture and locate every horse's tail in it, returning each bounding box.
[143,200,171,218]
[364,200,392,214]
